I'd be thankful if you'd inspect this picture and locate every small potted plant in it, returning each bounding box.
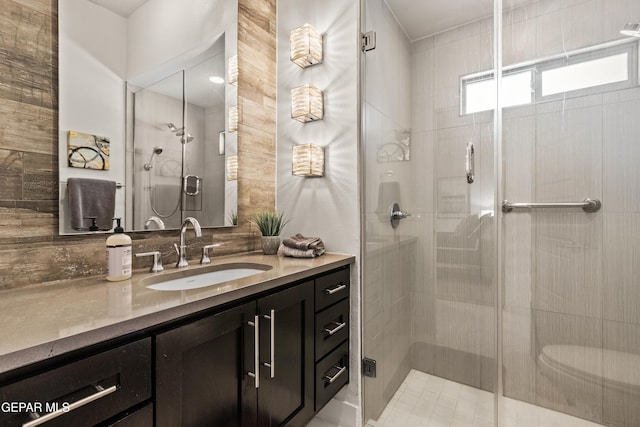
[252,210,288,255]
[227,210,238,226]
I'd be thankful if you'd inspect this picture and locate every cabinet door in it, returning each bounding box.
[156,302,257,427]
[257,281,314,427]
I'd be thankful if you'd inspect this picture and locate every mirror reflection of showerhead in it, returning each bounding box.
[167,122,193,143]
[143,146,163,171]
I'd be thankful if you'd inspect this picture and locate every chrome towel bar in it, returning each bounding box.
[502,198,602,213]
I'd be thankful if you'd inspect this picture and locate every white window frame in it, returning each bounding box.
[460,39,639,116]
[461,68,534,115]
[535,42,638,102]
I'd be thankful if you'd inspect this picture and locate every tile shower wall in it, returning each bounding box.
[405,0,497,404]
[0,0,276,289]
[499,1,640,426]
[366,0,640,426]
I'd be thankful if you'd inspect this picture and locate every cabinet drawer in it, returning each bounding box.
[0,338,151,427]
[315,341,349,411]
[108,403,153,426]
[315,267,350,312]
[315,299,349,361]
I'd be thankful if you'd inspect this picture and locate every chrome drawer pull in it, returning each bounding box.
[23,384,118,427]
[247,316,260,388]
[323,283,347,295]
[323,365,347,385]
[263,309,275,378]
[323,321,347,336]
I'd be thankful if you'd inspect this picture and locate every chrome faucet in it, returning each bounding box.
[174,217,202,268]
[144,216,166,230]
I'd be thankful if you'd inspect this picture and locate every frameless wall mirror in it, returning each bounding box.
[58,0,238,235]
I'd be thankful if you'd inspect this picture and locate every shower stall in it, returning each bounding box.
[127,50,231,230]
[361,0,640,426]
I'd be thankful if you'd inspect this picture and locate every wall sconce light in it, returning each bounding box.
[292,144,324,177]
[290,24,323,68]
[228,55,238,86]
[226,155,238,181]
[228,106,238,132]
[291,84,323,123]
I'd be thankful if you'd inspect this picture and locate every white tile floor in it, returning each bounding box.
[360,370,605,427]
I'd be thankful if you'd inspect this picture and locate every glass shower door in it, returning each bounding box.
[499,1,640,426]
[361,0,497,425]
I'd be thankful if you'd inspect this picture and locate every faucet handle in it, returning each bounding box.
[136,251,164,273]
[201,244,221,264]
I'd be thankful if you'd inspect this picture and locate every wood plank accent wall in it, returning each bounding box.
[0,0,276,289]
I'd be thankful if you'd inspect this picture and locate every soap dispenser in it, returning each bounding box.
[106,218,132,281]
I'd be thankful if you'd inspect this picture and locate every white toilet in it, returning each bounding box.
[538,344,640,424]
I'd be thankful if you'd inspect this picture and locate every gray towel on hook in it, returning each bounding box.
[68,178,116,231]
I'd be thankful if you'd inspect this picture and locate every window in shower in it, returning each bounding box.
[536,42,637,100]
[461,39,639,115]
[462,69,533,114]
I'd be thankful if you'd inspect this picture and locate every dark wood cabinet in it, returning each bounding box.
[0,339,151,427]
[1,264,351,427]
[313,266,350,411]
[257,281,314,427]
[155,280,314,427]
[155,302,257,427]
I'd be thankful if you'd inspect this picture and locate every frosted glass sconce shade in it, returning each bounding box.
[290,24,323,68]
[227,155,238,181]
[291,85,323,122]
[228,55,238,86]
[228,106,238,132]
[292,144,324,177]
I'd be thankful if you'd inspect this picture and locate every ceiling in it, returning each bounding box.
[89,0,148,17]
[384,0,531,42]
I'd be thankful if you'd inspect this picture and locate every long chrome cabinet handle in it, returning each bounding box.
[465,142,474,184]
[247,315,259,388]
[23,385,118,427]
[502,198,602,213]
[323,365,347,385]
[323,283,347,295]
[263,309,275,378]
[324,321,347,336]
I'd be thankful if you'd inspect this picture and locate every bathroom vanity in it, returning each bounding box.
[0,253,353,427]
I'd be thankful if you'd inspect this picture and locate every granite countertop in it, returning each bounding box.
[0,252,355,375]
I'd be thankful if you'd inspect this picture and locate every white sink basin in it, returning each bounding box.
[145,264,271,291]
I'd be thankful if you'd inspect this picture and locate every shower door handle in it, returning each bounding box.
[390,202,411,228]
[465,142,474,184]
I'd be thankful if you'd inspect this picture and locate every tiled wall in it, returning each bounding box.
[364,0,640,426]
[0,0,276,289]
[408,1,497,396]
[501,1,640,426]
